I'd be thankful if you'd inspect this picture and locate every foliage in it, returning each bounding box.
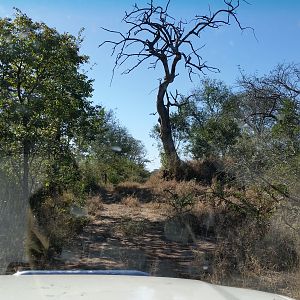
[28,188,89,267]
[0,11,153,268]
[189,116,240,159]
[185,80,240,159]
[165,189,195,215]
[231,64,300,202]
[0,10,104,198]
[152,79,241,160]
[81,111,150,188]
[164,66,299,206]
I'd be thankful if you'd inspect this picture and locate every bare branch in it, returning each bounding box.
[99,0,248,83]
[99,0,249,174]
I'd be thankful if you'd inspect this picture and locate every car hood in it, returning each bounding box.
[0,275,294,300]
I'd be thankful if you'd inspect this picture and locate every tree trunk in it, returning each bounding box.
[22,140,30,203]
[156,81,182,177]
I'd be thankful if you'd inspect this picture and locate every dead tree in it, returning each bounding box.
[238,63,300,135]
[100,0,246,178]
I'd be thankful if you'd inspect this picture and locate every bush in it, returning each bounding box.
[86,196,103,217]
[165,189,195,214]
[27,188,90,268]
[121,196,140,207]
[115,181,142,195]
[184,158,226,184]
[210,211,299,281]
[114,217,148,238]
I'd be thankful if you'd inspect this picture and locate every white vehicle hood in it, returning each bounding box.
[0,275,294,300]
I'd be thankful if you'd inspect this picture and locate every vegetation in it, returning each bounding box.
[0,10,149,269]
[0,4,299,300]
[100,0,246,178]
[80,111,150,190]
[0,10,105,203]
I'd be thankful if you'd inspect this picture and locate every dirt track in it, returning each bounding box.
[58,202,216,278]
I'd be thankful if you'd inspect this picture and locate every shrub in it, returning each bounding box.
[27,189,89,268]
[209,210,299,281]
[114,217,148,238]
[86,196,103,217]
[165,189,195,214]
[184,158,226,184]
[160,180,207,215]
[121,195,140,207]
[115,181,142,195]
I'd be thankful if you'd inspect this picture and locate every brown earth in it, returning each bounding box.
[56,201,215,279]
[49,189,299,300]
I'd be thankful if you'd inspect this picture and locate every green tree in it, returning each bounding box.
[0,10,103,201]
[81,111,149,186]
[156,79,240,159]
[188,79,240,159]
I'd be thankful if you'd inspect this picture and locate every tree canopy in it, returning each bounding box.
[81,111,149,186]
[0,10,104,199]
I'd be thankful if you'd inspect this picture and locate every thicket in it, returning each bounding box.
[150,63,300,294]
[0,11,149,270]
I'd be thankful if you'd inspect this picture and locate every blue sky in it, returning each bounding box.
[0,0,299,170]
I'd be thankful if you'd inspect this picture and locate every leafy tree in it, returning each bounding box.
[160,65,299,206]
[100,0,246,177]
[81,111,149,186]
[0,10,103,201]
[187,79,240,159]
[189,116,240,159]
[155,79,241,159]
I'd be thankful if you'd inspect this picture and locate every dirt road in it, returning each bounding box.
[58,202,215,278]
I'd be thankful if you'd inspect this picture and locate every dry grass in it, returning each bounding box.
[28,176,299,298]
[144,170,163,186]
[115,181,142,193]
[192,205,300,299]
[146,174,207,202]
[27,190,90,268]
[121,195,140,207]
[114,217,148,238]
[86,195,103,217]
[145,176,300,298]
[39,192,89,238]
[97,178,300,298]
[114,181,154,203]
